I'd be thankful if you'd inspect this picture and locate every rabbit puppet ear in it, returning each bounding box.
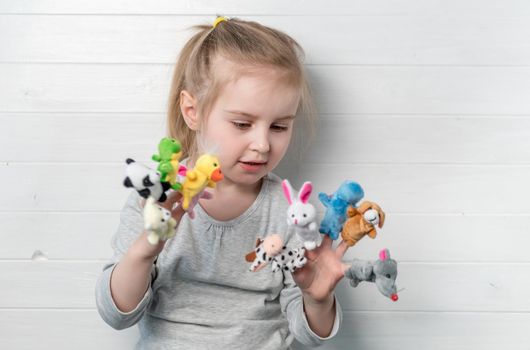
[282,179,295,205]
[298,182,313,204]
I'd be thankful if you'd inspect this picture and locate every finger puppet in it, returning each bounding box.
[181,154,224,210]
[341,201,385,247]
[344,248,399,302]
[281,179,321,250]
[319,180,364,240]
[170,163,212,219]
[245,234,307,273]
[152,137,183,191]
[143,197,177,245]
[123,158,170,202]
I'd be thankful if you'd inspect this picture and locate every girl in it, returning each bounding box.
[95,16,350,349]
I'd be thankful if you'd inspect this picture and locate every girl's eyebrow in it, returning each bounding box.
[225,110,295,120]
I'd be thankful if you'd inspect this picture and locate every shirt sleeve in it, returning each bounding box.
[279,271,342,347]
[278,228,343,347]
[94,191,158,330]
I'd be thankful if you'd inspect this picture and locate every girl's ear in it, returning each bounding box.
[298,181,313,204]
[282,179,294,205]
[180,90,200,131]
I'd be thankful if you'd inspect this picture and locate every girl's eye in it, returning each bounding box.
[232,122,251,130]
[271,124,288,132]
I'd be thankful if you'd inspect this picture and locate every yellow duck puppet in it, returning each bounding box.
[181,154,224,210]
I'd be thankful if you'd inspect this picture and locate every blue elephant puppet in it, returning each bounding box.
[318,180,365,240]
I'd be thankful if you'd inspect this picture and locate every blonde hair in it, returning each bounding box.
[167,16,316,162]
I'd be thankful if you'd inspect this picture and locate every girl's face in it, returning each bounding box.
[199,66,300,190]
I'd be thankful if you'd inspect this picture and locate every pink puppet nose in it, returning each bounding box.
[294,219,298,225]
[391,294,398,302]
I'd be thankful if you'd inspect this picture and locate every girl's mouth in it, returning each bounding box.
[239,161,267,172]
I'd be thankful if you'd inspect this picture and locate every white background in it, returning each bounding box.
[1,1,530,349]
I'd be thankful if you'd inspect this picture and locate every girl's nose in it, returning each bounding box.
[249,129,270,153]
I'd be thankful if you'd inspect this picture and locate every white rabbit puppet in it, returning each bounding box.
[281,179,322,250]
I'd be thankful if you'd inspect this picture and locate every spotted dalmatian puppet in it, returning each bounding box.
[245,234,307,273]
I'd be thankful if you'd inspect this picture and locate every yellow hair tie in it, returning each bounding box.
[213,16,228,29]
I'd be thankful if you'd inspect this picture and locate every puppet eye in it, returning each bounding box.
[291,214,295,218]
[303,214,307,217]
[386,274,391,278]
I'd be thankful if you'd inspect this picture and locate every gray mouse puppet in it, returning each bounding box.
[344,248,399,302]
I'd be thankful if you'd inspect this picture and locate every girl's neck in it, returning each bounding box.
[185,153,265,221]
[198,177,264,222]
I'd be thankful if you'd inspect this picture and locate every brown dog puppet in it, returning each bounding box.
[341,201,385,247]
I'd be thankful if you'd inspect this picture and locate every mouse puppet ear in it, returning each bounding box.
[379,248,391,261]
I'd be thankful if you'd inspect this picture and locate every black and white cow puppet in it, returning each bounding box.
[245,234,307,273]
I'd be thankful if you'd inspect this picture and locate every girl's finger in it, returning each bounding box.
[335,240,350,258]
[171,201,186,222]
[305,248,318,261]
[341,262,350,274]
[321,235,333,248]
[200,191,213,200]
[159,190,183,210]
[166,190,183,203]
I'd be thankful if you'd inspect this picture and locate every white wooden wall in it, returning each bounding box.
[1,1,530,349]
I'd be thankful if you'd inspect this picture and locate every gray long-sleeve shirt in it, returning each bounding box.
[95,172,342,349]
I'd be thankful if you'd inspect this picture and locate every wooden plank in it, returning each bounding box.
[335,263,530,312]
[311,311,530,350]
[2,162,528,214]
[0,163,131,212]
[1,309,529,350]
[0,309,138,350]
[307,116,530,164]
[2,0,529,16]
[3,15,530,65]
[3,113,530,164]
[1,261,529,312]
[0,212,117,260]
[2,211,529,263]
[340,214,530,263]
[0,113,166,163]
[0,261,102,308]
[2,64,530,115]
[298,163,530,215]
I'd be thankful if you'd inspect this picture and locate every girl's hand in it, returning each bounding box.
[132,191,186,261]
[292,235,350,303]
